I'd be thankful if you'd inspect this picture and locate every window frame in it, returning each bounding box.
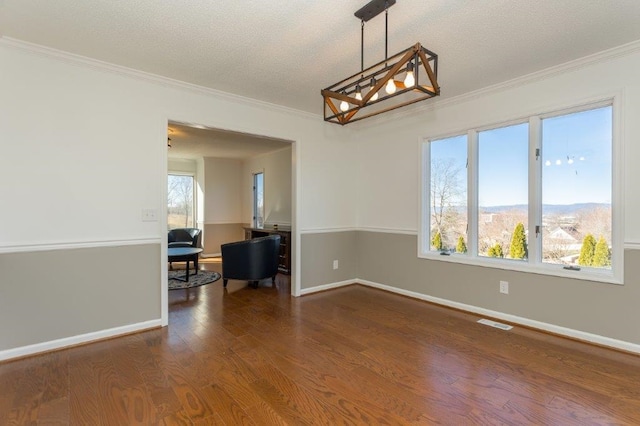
[253,171,265,228]
[419,96,623,284]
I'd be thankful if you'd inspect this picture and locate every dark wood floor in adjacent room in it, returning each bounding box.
[2,259,640,424]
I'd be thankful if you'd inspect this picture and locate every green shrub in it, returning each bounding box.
[432,231,443,251]
[488,243,503,258]
[456,236,467,253]
[592,236,611,267]
[509,222,528,259]
[578,234,597,266]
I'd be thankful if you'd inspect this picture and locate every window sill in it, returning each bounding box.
[417,251,622,285]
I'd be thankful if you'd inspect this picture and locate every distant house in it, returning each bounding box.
[481,213,496,223]
[548,227,579,242]
[547,226,582,251]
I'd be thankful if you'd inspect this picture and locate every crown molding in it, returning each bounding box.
[353,38,640,129]
[0,36,319,121]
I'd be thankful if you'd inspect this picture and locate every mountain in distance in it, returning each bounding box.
[480,203,610,215]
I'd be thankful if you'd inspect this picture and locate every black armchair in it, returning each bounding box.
[221,235,281,288]
[168,228,202,268]
[168,228,202,248]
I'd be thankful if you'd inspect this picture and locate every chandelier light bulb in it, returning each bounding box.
[404,62,415,87]
[369,77,379,101]
[404,71,415,87]
[385,78,396,94]
[339,91,349,112]
[355,85,362,101]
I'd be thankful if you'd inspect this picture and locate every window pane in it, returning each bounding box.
[254,172,264,228]
[478,123,529,260]
[430,135,467,253]
[541,106,612,268]
[167,174,194,229]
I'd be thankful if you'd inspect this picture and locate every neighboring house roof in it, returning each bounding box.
[548,226,580,242]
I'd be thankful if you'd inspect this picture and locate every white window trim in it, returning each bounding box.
[418,93,624,285]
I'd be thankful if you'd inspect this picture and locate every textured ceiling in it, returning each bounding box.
[3,0,640,117]
[4,1,640,160]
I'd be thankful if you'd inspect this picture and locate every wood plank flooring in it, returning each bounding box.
[2,259,640,424]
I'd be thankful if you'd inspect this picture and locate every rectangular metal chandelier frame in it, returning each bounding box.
[322,42,439,125]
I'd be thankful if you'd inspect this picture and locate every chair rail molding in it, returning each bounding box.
[0,237,162,254]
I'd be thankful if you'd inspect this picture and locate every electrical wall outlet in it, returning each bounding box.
[500,281,509,294]
[333,260,339,270]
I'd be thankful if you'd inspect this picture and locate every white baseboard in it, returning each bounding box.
[0,319,162,362]
[356,278,640,355]
[201,253,221,258]
[299,279,356,295]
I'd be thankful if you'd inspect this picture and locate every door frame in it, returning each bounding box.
[160,118,300,326]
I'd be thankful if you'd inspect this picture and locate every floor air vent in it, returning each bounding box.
[477,318,513,330]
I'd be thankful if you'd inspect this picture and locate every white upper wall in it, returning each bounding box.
[242,147,292,226]
[168,158,197,174]
[0,40,358,248]
[203,157,242,224]
[355,43,640,245]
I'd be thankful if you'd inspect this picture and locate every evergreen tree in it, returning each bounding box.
[592,236,611,267]
[488,243,503,258]
[509,222,528,259]
[578,234,597,266]
[432,231,443,251]
[456,236,467,253]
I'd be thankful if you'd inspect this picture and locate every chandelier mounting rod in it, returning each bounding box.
[354,0,396,22]
[323,0,439,125]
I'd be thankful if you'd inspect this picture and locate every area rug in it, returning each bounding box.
[168,270,221,290]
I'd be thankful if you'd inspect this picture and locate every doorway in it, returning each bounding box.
[162,121,298,325]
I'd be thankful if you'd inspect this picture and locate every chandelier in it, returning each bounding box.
[321,0,440,125]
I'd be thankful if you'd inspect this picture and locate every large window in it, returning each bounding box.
[541,107,612,268]
[421,101,618,282]
[478,123,529,260]
[429,135,467,253]
[167,174,195,230]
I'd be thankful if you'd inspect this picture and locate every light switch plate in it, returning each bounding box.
[142,208,158,222]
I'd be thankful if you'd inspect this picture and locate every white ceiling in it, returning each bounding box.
[3,1,640,157]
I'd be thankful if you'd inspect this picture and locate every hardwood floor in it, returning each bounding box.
[2,259,640,424]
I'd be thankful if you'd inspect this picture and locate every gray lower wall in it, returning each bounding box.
[0,243,160,351]
[203,223,245,255]
[356,231,640,345]
[6,230,637,353]
[301,231,357,290]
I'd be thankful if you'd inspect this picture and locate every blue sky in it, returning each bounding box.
[430,106,612,207]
